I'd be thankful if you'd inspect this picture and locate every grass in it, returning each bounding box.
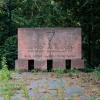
[0,57,30,100]
[54,67,63,78]
[57,86,64,99]
[21,82,30,100]
[92,68,100,83]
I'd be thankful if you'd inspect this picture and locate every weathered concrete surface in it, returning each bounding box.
[1,72,99,100]
[11,73,90,100]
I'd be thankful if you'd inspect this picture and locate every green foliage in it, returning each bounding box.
[83,67,94,72]
[68,71,73,77]
[0,82,15,100]
[65,68,80,77]
[90,94,97,100]
[55,67,63,77]
[92,67,100,82]
[0,35,17,69]
[65,68,79,73]
[0,57,11,81]
[21,82,30,100]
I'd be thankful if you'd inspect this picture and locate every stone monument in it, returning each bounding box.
[15,28,84,71]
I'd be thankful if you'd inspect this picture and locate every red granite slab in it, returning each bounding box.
[18,28,82,60]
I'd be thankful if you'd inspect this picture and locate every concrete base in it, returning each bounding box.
[15,59,84,71]
[34,60,47,70]
[15,59,28,71]
[53,59,66,70]
[71,59,84,69]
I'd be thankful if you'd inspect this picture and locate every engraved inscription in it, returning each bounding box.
[47,31,55,49]
[18,28,82,59]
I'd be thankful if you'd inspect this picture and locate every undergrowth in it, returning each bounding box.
[0,58,100,100]
[0,57,30,100]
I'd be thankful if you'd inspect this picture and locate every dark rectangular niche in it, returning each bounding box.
[28,60,34,71]
[47,60,53,71]
[66,60,71,69]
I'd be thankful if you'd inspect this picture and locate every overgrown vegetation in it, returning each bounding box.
[0,58,100,99]
[0,35,17,69]
[0,57,11,80]
[0,57,30,100]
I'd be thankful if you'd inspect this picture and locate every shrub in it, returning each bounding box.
[0,35,17,69]
[0,57,11,80]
